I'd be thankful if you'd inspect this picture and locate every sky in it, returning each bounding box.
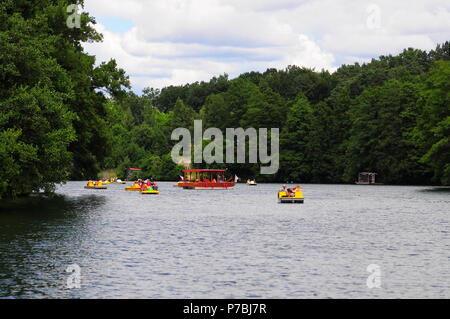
[82,0,450,92]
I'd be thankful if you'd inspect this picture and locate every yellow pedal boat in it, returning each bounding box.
[84,186,107,190]
[125,186,141,191]
[278,190,304,203]
[140,190,160,195]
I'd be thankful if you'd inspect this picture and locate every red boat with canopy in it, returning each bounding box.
[176,169,236,189]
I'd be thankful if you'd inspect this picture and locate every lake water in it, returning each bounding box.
[0,182,449,298]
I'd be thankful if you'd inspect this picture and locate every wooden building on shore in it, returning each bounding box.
[355,172,383,185]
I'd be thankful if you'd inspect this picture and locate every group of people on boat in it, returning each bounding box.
[183,175,230,183]
[86,178,125,186]
[132,179,159,191]
[280,185,302,197]
[86,180,104,187]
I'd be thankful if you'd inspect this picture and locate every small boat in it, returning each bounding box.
[246,180,257,186]
[125,185,141,191]
[84,186,107,190]
[140,189,160,195]
[85,180,107,189]
[176,169,236,190]
[278,187,304,203]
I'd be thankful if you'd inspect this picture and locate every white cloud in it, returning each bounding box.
[82,0,450,91]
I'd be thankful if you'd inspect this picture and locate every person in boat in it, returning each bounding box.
[96,180,103,187]
[152,181,158,190]
[280,185,294,197]
[287,187,295,197]
[87,180,94,187]
[140,183,148,191]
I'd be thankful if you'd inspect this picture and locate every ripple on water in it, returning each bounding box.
[0,182,449,298]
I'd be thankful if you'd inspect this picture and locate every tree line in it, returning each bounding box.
[0,1,449,198]
[0,0,129,198]
[105,44,450,186]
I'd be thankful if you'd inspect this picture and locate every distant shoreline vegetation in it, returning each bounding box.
[105,44,450,187]
[0,1,449,199]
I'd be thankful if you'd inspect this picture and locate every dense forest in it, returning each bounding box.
[105,45,450,186]
[0,1,449,198]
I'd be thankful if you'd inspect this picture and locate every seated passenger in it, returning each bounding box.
[286,187,295,197]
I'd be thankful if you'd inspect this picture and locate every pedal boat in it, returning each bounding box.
[140,189,160,195]
[84,186,107,190]
[125,185,141,191]
[278,190,304,203]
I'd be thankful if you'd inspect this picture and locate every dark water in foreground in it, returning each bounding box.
[0,182,449,298]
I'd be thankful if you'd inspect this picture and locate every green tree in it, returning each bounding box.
[168,98,197,131]
[278,94,313,182]
[344,79,430,184]
[414,61,450,184]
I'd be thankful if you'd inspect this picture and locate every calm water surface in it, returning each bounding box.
[0,182,449,298]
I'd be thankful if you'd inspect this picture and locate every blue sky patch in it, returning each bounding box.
[97,17,134,33]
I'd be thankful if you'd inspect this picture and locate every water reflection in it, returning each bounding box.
[1,183,449,298]
[418,187,450,193]
[0,194,106,298]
